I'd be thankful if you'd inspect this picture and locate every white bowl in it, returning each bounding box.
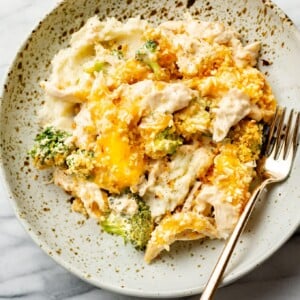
[1,0,300,298]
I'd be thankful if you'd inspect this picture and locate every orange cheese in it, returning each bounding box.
[94,129,145,192]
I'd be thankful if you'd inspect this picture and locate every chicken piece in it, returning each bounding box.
[193,184,240,238]
[140,144,214,219]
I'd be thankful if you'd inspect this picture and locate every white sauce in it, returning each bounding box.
[71,16,148,56]
[38,95,75,131]
[47,44,94,97]
[213,88,251,142]
[42,80,88,104]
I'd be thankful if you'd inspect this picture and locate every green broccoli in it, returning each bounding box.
[66,149,95,177]
[101,193,153,250]
[148,127,183,158]
[174,98,212,139]
[111,49,124,59]
[29,127,74,169]
[84,61,110,74]
[228,119,263,162]
[135,40,163,78]
[143,40,158,52]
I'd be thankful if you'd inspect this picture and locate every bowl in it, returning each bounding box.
[1,0,300,298]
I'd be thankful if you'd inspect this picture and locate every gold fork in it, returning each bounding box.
[200,107,300,300]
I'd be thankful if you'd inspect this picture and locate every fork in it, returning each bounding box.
[200,107,300,300]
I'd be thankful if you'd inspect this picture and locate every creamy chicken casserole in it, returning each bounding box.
[30,15,276,263]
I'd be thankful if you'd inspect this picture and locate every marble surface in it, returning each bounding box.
[0,0,300,299]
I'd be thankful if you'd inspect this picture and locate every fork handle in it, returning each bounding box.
[200,178,272,300]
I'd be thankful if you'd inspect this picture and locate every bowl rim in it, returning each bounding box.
[1,0,300,297]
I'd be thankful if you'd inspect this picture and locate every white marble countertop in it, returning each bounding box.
[0,1,300,299]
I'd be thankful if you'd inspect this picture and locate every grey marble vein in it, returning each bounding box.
[0,0,300,299]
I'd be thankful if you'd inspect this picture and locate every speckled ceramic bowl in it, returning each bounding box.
[1,0,300,298]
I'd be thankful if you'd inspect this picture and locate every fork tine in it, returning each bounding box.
[274,109,299,160]
[266,106,285,157]
[274,107,286,158]
[265,107,281,156]
[292,111,300,155]
[283,109,294,159]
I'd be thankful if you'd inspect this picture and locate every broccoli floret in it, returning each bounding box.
[29,127,74,169]
[143,40,158,52]
[174,98,212,139]
[101,193,153,250]
[66,149,95,177]
[84,61,110,74]
[111,49,124,59]
[135,40,163,78]
[151,127,183,157]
